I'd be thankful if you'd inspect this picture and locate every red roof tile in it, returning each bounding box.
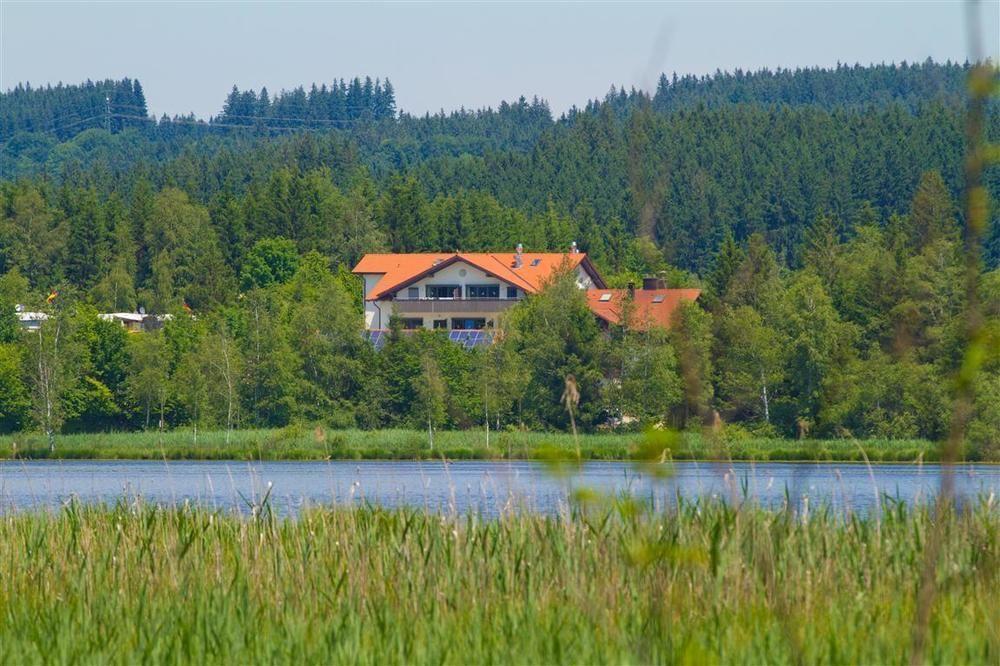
[586,288,701,330]
[353,253,604,301]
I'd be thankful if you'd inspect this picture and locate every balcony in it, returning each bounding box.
[388,298,519,314]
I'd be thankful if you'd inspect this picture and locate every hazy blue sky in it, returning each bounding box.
[2,1,998,119]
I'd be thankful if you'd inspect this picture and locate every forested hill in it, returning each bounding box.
[0,60,997,285]
[649,59,970,111]
[0,60,973,143]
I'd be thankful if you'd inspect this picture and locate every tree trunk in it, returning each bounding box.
[568,406,579,458]
[761,371,770,423]
[484,394,490,449]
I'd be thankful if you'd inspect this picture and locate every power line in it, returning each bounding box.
[213,113,386,125]
[27,114,105,138]
[111,113,358,133]
[1,109,392,150]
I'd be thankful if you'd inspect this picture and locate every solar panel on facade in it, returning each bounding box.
[365,329,494,351]
[363,330,387,351]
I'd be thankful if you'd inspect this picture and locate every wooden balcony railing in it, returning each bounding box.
[388,298,520,314]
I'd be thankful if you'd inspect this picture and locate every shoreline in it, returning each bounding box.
[2,455,997,466]
[1,427,991,464]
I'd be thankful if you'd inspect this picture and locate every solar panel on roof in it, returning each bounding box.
[599,293,612,302]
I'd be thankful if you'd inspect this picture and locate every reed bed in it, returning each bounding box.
[0,427,948,462]
[0,498,996,664]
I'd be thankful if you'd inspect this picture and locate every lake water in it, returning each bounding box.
[1,460,997,517]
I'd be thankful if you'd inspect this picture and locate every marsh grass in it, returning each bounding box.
[0,499,996,664]
[0,427,954,462]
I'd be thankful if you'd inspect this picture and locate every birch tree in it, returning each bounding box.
[27,316,66,450]
[414,353,446,449]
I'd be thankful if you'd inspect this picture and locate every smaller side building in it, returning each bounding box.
[15,308,48,331]
[98,312,173,333]
[13,307,172,334]
[586,278,700,331]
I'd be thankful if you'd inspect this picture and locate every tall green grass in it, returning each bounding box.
[0,499,995,663]
[0,427,956,462]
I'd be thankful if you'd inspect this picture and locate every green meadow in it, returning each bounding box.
[0,427,961,462]
[0,499,996,664]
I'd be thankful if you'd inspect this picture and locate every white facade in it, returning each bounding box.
[16,311,48,331]
[360,259,595,330]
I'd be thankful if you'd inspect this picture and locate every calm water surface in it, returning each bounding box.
[1,460,997,516]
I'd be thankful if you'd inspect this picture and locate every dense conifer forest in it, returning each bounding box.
[0,61,997,452]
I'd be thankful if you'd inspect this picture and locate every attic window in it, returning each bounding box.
[530,258,541,267]
[599,293,612,302]
[652,295,665,303]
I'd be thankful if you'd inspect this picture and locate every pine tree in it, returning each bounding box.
[909,170,959,250]
[132,79,147,114]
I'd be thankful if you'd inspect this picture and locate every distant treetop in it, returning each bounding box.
[214,76,397,128]
[0,78,148,142]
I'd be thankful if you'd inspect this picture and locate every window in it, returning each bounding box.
[401,318,424,330]
[599,293,612,302]
[407,287,419,299]
[652,295,665,304]
[433,319,448,330]
[530,258,542,266]
[506,286,519,298]
[452,318,487,330]
[426,284,461,299]
[467,284,500,299]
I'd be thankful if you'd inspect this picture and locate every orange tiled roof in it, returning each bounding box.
[586,288,701,330]
[353,253,604,301]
